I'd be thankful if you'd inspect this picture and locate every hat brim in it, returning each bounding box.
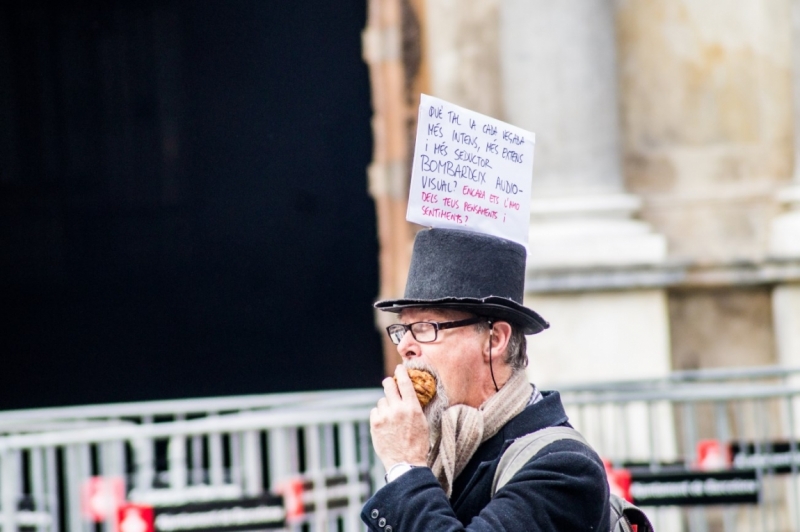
[374,296,549,335]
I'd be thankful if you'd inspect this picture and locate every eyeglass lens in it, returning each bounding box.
[386,322,438,345]
[387,325,405,345]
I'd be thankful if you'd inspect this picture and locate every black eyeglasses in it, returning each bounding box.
[386,316,485,345]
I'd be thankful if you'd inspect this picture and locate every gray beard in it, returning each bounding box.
[403,360,450,450]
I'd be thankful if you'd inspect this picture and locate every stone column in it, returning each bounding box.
[500,9,677,520]
[771,4,800,506]
[500,0,666,268]
[772,0,800,374]
[499,0,671,384]
[424,0,503,118]
[771,0,800,259]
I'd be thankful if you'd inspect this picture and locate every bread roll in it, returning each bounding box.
[395,368,437,407]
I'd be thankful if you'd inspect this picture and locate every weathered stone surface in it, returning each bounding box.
[773,283,800,367]
[501,0,623,196]
[617,0,794,262]
[526,289,672,385]
[424,0,503,117]
[644,195,783,261]
[405,1,797,398]
[668,287,777,370]
[769,0,800,258]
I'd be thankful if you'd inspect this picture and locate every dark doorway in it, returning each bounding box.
[0,1,382,409]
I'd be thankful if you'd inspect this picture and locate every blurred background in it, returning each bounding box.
[1,0,383,409]
[367,0,800,390]
[3,0,800,416]
[3,1,800,530]
[0,0,800,420]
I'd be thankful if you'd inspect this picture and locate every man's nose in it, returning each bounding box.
[397,330,420,359]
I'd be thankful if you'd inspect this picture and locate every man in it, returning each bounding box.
[361,228,610,531]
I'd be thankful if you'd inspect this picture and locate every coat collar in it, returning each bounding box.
[499,389,569,441]
[449,389,570,507]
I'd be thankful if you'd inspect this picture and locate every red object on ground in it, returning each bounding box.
[117,504,154,532]
[81,477,126,522]
[603,460,633,503]
[278,479,305,521]
[696,439,732,470]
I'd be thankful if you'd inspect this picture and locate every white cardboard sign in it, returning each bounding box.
[406,94,535,247]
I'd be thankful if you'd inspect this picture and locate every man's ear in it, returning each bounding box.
[484,320,512,362]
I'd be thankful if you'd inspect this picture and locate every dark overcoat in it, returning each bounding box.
[361,391,611,531]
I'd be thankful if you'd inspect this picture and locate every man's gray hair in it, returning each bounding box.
[401,308,528,371]
[475,320,528,372]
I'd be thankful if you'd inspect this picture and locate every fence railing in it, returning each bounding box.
[0,393,382,532]
[559,368,800,532]
[0,389,382,434]
[4,367,800,531]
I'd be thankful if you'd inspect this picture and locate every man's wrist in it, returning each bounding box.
[384,462,417,483]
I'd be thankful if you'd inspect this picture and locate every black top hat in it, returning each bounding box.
[375,228,549,335]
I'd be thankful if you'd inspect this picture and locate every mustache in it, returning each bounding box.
[403,360,439,381]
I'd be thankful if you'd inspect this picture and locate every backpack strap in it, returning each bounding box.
[491,426,589,495]
[610,494,655,532]
[491,426,657,532]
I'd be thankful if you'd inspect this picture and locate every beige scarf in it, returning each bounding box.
[428,370,532,497]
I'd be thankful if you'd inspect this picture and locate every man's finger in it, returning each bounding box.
[394,365,420,407]
[381,375,401,404]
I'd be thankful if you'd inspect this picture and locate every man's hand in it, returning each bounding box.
[370,365,430,471]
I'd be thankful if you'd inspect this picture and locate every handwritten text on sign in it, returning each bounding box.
[406,94,535,247]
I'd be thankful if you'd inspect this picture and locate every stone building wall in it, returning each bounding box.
[365,0,800,378]
[616,0,795,372]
